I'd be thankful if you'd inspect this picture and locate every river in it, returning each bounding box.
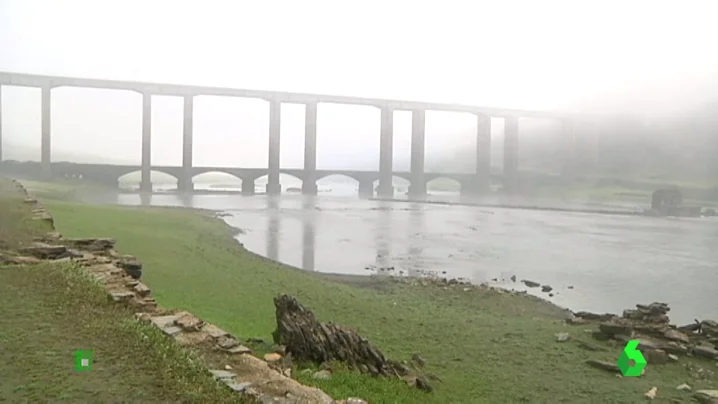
[91,182,717,325]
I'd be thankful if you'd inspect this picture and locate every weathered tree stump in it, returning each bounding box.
[273,294,399,377]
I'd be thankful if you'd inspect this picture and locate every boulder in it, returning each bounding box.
[272,294,432,391]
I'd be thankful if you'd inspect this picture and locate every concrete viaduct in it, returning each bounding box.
[0,71,595,197]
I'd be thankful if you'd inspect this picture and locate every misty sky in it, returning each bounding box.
[1,0,717,172]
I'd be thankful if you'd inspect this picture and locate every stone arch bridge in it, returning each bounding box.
[2,161,503,198]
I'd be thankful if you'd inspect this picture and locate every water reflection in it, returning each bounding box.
[406,203,427,277]
[267,197,279,262]
[301,197,316,271]
[375,201,392,270]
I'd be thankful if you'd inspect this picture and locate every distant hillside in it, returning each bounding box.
[3,142,135,165]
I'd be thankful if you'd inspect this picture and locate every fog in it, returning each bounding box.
[1,0,717,179]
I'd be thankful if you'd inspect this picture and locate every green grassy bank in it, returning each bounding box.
[0,179,243,403]
[22,180,718,403]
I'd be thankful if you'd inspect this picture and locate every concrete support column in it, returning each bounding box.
[377,106,394,197]
[241,179,255,195]
[0,85,3,163]
[140,93,152,193]
[503,115,519,193]
[41,86,52,179]
[474,113,492,194]
[408,109,426,198]
[179,95,194,192]
[302,102,318,195]
[358,180,374,199]
[266,99,282,195]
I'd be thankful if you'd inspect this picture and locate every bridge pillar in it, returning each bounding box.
[474,113,492,195]
[377,106,394,197]
[241,179,255,195]
[358,180,374,199]
[41,86,52,180]
[408,109,427,198]
[302,102,318,195]
[140,93,152,193]
[179,95,194,192]
[503,115,519,193]
[267,99,282,195]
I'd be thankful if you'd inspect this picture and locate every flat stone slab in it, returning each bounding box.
[226,345,252,354]
[203,323,230,338]
[162,326,183,337]
[110,291,135,302]
[226,381,253,392]
[209,369,236,381]
[150,315,182,329]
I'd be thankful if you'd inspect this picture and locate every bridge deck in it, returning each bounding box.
[0,71,585,120]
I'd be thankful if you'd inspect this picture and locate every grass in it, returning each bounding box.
[23,180,718,403]
[0,178,245,403]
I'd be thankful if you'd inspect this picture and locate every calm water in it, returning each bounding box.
[94,184,717,325]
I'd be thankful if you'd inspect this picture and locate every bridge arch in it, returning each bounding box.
[254,173,304,192]
[425,176,462,192]
[191,171,244,191]
[117,170,178,191]
[315,174,363,196]
[372,176,411,192]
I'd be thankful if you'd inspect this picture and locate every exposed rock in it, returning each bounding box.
[264,353,282,362]
[692,345,718,359]
[694,390,718,404]
[274,295,390,376]
[598,322,633,337]
[217,336,240,349]
[175,313,204,331]
[664,329,690,344]
[585,359,621,373]
[521,279,540,288]
[312,370,332,380]
[541,285,553,293]
[133,282,151,297]
[643,349,670,365]
[555,332,571,342]
[574,311,617,322]
[668,354,679,362]
[109,291,135,302]
[226,345,252,354]
[336,399,368,404]
[117,257,143,279]
[411,353,426,367]
[676,383,691,391]
[63,237,116,252]
[20,242,67,259]
[644,386,657,400]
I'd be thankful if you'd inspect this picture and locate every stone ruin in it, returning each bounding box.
[570,302,718,367]
[272,294,436,392]
[649,188,708,217]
